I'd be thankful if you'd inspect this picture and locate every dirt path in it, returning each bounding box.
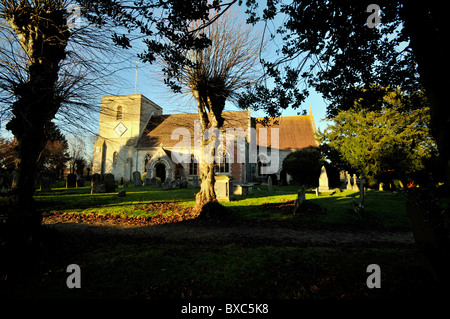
[42,216,415,247]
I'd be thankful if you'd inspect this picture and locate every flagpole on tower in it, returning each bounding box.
[135,61,139,94]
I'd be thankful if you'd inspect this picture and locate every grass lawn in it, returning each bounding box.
[33,183,412,230]
[2,182,442,301]
[17,242,436,300]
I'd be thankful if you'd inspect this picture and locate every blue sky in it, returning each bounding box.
[0,3,332,140]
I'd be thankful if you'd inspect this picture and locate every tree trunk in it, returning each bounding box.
[3,2,69,235]
[192,89,228,217]
[196,162,216,205]
[1,3,70,282]
[402,3,450,187]
[402,3,450,288]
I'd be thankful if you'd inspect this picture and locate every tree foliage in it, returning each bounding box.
[282,147,323,186]
[319,88,437,185]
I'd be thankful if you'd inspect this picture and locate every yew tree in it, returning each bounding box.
[319,88,437,186]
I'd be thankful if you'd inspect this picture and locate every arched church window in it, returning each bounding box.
[144,153,151,172]
[189,154,198,175]
[258,154,269,176]
[215,151,229,173]
[116,105,123,120]
[113,152,118,166]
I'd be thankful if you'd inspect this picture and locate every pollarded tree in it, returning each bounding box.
[0,0,131,235]
[1,0,71,233]
[166,12,263,213]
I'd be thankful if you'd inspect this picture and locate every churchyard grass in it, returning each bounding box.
[2,183,440,300]
[32,183,411,230]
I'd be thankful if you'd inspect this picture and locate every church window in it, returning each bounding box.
[144,154,151,172]
[116,105,123,120]
[258,154,270,176]
[112,152,118,166]
[215,152,229,173]
[189,154,198,175]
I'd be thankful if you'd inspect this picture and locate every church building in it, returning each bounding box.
[92,94,319,185]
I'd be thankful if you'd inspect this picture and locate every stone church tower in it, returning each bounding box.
[92,94,162,180]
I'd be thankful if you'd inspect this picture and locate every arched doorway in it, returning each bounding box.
[155,163,166,182]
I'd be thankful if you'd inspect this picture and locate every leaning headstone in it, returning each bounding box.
[315,187,320,197]
[118,190,126,197]
[268,176,273,191]
[293,186,306,214]
[40,171,52,192]
[133,171,142,186]
[66,173,77,188]
[103,173,115,192]
[318,166,329,192]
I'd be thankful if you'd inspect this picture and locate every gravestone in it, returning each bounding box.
[352,174,359,191]
[354,175,365,214]
[76,177,85,187]
[180,180,188,188]
[133,171,142,186]
[91,173,101,183]
[148,177,158,185]
[103,173,115,192]
[318,166,329,192]
[346,172,353,190]
[90,173,103,194]
[268,176,273,191]
[293,186,306,214]
[315,187,319,196]
[192,176,199,188]
[118,190,126,197]
[66,173,77,188]
[91,181,105,194]
[359,175,365,209]
[379,183,384,191]
[39,171,52,192]
[214,175,232,202]
[162,177,174,190]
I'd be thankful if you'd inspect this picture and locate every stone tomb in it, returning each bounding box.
[214,175,233,202]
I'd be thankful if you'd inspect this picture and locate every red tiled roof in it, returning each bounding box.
[137,111,318,150]
[137,111,249,148]
[255,115,319,150]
